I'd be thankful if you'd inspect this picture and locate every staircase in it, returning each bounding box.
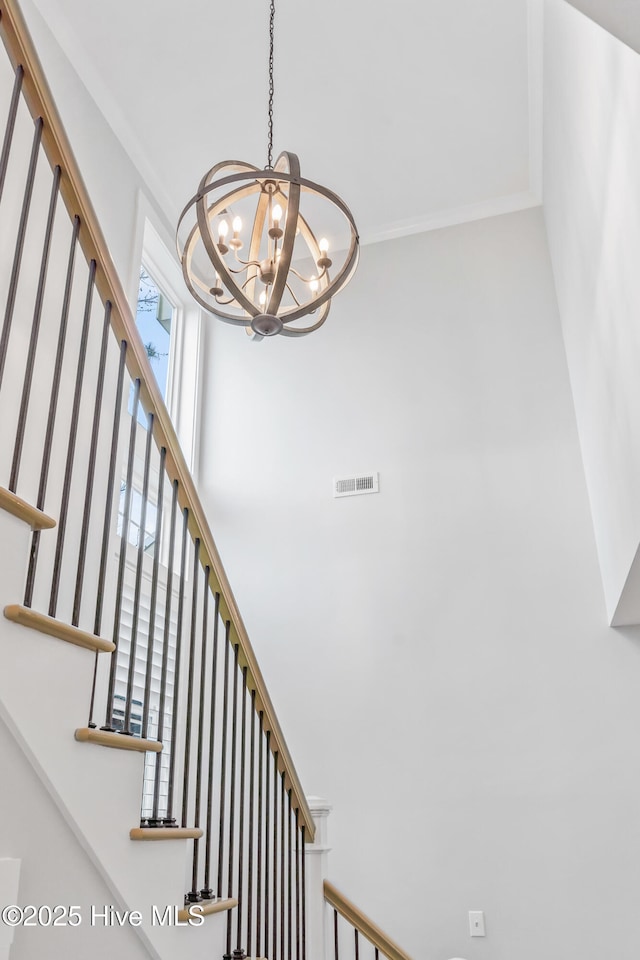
[0,2,414,959]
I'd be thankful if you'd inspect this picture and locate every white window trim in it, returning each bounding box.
[129,189,204,481]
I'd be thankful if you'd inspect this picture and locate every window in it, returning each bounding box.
[128,213,203,473]
[110,694,144,738]
[107,213,203,812]
[135,267,173,404]
[117,481,158,553]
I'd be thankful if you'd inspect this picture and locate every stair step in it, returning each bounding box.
[0,486,55,530]
[74,728,162,753]
[130,827,203,841]
[177,897,238,923]
[4,604,115,653]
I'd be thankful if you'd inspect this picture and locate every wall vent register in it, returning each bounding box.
[333,472,379,498]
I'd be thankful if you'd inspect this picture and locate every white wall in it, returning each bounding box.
[197,207,640,960]
[566,0,640,54]
[0,715,152,960]
[16,0,174,296]
[6,3,640,956]
[543,0,640,624]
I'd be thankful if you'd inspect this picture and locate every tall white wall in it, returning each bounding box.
[0,715,152,960]
[543,0,640,624]
[14,0,175,305]
[6,2,640,957]
[197,207,640,960]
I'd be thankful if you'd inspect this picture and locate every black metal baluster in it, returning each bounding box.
[90,345,125,564]
[216,620,232,899]
[48,259,96,619]
[101,378,140,731]
[236,667,248,949]
[122,411,154,735]
[280,771,285,960]
[355,928,360,960]
[301,824,307,960]
[374,949,379,960]
[201,590,220,897]
[225,643,240,955]
[334,909,339,960]
[181,536,200,828]
[188,564,210,902]
[0,65,23,205]
[87,338,127,727]
[71,299,112,626]
[295,808,300,960]
[273,750,279,960]
[141,447,166,739]
[0,116,42,390]
[288,789,293,960]
[165,506,189,825]
[24,216,80,609]
[246,690,256,957]
[256,712,264,958]
[264,728,271,960]
[9,164,60,492]
[149,478,178,820]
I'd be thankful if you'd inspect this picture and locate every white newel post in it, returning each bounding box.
[305,797,332,960]
[0,859,21,960]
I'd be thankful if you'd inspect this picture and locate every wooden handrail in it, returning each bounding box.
[324,881,414,960]
[0,0,314,840]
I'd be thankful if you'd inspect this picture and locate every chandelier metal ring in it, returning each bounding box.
[177,151,360,338]
[177,0,359,340]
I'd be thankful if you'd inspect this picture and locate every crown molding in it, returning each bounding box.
[360,190,541,246]
[29,0,545,250]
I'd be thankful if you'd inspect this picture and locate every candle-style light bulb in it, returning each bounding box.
[217,219,229,254]
[309,276,319,294]
[317,235,332,269]
[229,215,243,250]
[259,290,267,307]
[269,203,284,240]
[210,271,223,297]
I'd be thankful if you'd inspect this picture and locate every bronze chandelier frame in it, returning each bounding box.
[176,0,359,339]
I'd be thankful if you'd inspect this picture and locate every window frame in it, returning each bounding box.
[129,195,204,479]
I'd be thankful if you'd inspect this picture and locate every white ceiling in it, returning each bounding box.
[32,0,541,244]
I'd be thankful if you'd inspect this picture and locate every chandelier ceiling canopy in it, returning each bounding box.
[177,0,359,340]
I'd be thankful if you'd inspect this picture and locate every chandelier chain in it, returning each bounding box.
[178,0,359,337]
[267,0,275,169]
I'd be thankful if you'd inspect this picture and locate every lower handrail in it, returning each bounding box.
[324,880,414,960]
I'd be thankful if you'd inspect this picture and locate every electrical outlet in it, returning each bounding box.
[469,910,486,937]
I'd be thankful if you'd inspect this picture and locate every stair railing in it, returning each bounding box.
[0,1,313,955]
[324,881,414,960]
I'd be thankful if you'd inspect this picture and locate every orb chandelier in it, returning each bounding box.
[176,0,359,339]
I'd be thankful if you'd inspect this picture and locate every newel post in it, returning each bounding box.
[305,797,332,960]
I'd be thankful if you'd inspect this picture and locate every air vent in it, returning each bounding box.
[333,472,379,498]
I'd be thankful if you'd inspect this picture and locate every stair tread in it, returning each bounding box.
[130,826,202,841]
[75,728,163,753]
[0,487,55,530]
[4,605,115,653]
[176,897,238,922]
